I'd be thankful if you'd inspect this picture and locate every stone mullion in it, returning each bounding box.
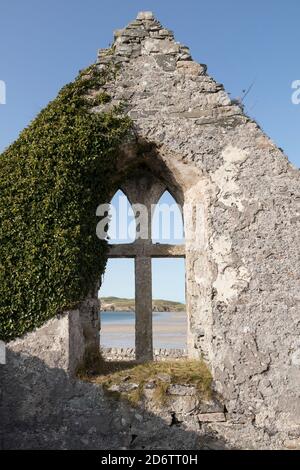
[135,255,153,361]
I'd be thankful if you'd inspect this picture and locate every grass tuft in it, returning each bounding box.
[79,358,213,405]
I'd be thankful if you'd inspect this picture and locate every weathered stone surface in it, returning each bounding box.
[198,413,226,423]
[198,399,224,413]
[0,310,85,375]
[169,396,199,414]
[142,38,180,54]
[179,414,200,431]
[78,292,100,353]
[136,11,154,20]
[177,60,206,76]
[101,347,187,362]
[155,54,177,71]
[108,383,139,393]
[122,29,147,39]
[168,384,197,396]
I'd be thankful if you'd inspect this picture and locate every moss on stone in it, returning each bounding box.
[92,91,112,106]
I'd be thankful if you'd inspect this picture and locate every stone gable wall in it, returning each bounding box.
[92,11,300,445]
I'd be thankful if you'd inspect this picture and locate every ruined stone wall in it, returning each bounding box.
[101,347,187,362]
[93,12,300,448]
[1,12,299,450]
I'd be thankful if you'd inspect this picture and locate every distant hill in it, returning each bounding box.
[101,297,185,312]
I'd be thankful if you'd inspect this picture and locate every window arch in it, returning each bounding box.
[107,189,136,245]
[102,172,186,362]
[151,190,184,245]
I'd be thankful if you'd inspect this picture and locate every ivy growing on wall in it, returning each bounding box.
[0,65,131,342]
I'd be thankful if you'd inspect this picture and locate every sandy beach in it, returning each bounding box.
[100,311,187,349]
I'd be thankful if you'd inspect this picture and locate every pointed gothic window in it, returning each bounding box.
[152,190,184,245]
[107,189,136,245]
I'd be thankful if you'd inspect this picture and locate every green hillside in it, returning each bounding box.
[101,297,185,312]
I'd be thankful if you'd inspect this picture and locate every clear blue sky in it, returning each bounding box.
[1,1,299,302]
